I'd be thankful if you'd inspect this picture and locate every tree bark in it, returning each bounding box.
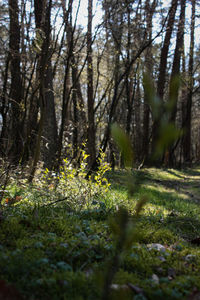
[29,0,54,181]
[182,0,196,163]
[8,0,23,164]
[142,0,157,165]
[55,0,73,170]
[87,0,96,169]
[166,0,186,166]
[151,0,178,165]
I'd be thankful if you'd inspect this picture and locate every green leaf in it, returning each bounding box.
[143,72,155,104]
[155,123,182,157]
[168,75,181,112]
[143,73,161,120]
[111,123,133,168]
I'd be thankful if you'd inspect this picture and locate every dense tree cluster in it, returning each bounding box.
[0,0,200,178]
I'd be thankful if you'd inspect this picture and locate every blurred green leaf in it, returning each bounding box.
[168,75,181,112]
[143,73,155,104]
[143,73,162,120]
[111,124,133,168]
[155,122,182,158]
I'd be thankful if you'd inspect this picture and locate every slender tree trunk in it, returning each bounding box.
[42,60,58,169]
[157,0,178,100]
[182,0,196,163]
[87,0,96,169]
[142,0,157,165]
[134,77,142,162]
[34,0,57,170]
[55,0,73,170]
[166,0,186,166]
[125,5,137,139]
[29,0,53,182]
[0,55,10,156]
[179,47,187,166]
[21,58,38,164]
[71,55,87,159]
[34,0,58,170]
[151,0,178,164]
[8,0,23,164]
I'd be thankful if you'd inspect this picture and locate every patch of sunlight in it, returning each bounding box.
[142,183,190,200]
[143,203,170,216]
[144,168,181,181]
[167,168,187,178]
[175,192,190,200]
[142,183,170,193]
[107,189,129,206]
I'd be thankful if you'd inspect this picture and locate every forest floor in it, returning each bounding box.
[1,166,200,299]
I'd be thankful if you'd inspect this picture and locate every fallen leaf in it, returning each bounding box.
[5,196,22,206]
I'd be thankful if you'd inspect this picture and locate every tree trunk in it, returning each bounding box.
[0,55,10,156]
[41,60,58,169]
[182,0,196,163]
[142,0,157,165]
[55,0,73,170]
[29,0,54,181]
[167,0,186,166]
[8,0,23,164]
[151,0,178,164]
[87,0,96,169]
[134,78,142,162]
[71,55,87,160]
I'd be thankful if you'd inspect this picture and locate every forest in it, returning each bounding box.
[1,0,200,299]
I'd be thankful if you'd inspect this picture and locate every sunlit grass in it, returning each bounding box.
[1,166,200,299]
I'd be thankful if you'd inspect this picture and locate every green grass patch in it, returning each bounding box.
[0,167,200,299]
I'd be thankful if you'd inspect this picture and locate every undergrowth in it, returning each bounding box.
[1,162,200,299]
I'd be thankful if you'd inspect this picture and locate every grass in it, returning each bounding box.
[1,166,200,299]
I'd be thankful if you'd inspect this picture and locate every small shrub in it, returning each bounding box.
[38,149,111,209]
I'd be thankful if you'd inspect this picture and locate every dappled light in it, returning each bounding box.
[1,0,200,298]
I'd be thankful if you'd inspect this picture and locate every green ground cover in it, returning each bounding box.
[1,166,200,299]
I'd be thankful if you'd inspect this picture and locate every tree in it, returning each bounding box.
[142,0,157,165]
[166,0,186,166]
[87,0,96,169]
[29,0,56,181]
[0,2,9,157]
[182,0,196,163]
[151,0,178,164]
[1,0,200,173]
[8,0,23,164]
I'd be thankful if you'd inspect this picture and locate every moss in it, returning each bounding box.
[1,167,200,299]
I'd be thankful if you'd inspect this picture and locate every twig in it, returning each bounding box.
[41,196,70,207]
